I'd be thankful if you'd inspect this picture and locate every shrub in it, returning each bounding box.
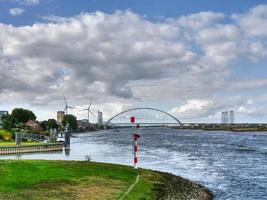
[0,129,13,141]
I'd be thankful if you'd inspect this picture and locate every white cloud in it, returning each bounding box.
[0,11,193,102]
[168,95,267,122]
[2,0,39,5]
[232,4,267,37]
[9,7,25,16]
[1,6,267,121]
[170,99,216,119]
[176,11,225,30]
[22,0,39,5]
[72,102,131,121]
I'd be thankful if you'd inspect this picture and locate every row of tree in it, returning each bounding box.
[40,115,78,132]
[1,108,77,132]
[1,108,36,130]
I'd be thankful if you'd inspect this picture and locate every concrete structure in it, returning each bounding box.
[0,143,63,155]
[57,111,65,125]
[230,111,235,124]
[221,111,235,124]
[221,111,229,124]
[98,111,103,125]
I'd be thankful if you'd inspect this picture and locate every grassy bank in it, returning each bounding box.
[0,160,212,200]
[0,141,54,147]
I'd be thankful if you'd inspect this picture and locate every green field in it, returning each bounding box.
[0,160,162,200]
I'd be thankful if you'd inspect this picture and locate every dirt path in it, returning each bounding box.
[119,174,140,200]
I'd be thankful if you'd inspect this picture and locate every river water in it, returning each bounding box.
[1,128,267,200]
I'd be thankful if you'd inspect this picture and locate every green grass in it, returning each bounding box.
[0,142,55,147]
[0,160,161,200]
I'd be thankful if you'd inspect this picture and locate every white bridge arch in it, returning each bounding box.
[106,107,182,126]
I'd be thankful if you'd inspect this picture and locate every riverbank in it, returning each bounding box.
[0,160,213,200]
[201,127,267,132]
[178,127,267,132]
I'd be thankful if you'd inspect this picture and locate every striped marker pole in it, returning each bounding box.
[130,116,140,169]
[133,133,140,169]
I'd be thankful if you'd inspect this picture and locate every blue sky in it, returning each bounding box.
[1,0,267,25]
[0,0,267,123]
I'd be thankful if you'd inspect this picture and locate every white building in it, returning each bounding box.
[229,111,235,124]
[97,111,103,125]
[221,111,229,124]
[221,111,235,124]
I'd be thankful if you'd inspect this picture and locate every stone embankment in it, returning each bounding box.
[153,172,213,200]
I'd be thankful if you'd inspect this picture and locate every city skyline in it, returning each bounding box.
[0,0,267,123]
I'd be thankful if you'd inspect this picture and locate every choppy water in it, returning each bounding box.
[1,128,267,200]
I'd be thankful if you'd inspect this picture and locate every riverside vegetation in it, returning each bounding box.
[0,160,213,200]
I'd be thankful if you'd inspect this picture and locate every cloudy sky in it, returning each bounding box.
[0,0,267,123]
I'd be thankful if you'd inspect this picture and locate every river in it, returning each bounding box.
[1,128,267,200]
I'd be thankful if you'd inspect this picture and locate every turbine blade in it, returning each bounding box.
[88,98,93,109]
[89,110,95,118]
[64,96,68,106]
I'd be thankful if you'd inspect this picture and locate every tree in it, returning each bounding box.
[1,113,17,130]
[11,108,36,124]
[62,115,77,132]
[40,120,48,131]
[47,119,59,129]
[41,119,59,131]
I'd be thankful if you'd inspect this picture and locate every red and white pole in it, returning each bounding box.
[130,116,140,169]
[133,134,140,169]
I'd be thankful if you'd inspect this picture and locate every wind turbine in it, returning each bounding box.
[63,96,75,115]
[81,98,95,123]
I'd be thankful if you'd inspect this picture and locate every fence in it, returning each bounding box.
[0,143,63,155]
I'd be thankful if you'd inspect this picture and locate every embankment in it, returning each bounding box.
[0,160,212,200]
[153,172,213,200]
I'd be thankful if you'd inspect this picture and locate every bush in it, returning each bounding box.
[0,129,13,141]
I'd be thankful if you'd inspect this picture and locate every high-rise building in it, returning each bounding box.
[221,111,229,124]
[229,111,235,124]
[225,111,229,124]
[97,111,103,125]
[221,110,235,124]
[57,111,65,125]
[221,112,225,124]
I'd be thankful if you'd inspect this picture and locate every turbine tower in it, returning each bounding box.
[82,98,95,123]
[63,96,75,115]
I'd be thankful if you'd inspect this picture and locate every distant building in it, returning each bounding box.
[77,119,90,130]
[221,112,224,124]
[221,110,235,124]
[26,119,43,133]
[0,111,8,129]
[229,111,235,124]
[221,111,229,124]
[57,111,65,125]
[98,111,103,125]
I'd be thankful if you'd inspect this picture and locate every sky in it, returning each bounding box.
[0,0,267,123]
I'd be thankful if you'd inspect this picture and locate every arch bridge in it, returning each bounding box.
[106,107,182,127]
